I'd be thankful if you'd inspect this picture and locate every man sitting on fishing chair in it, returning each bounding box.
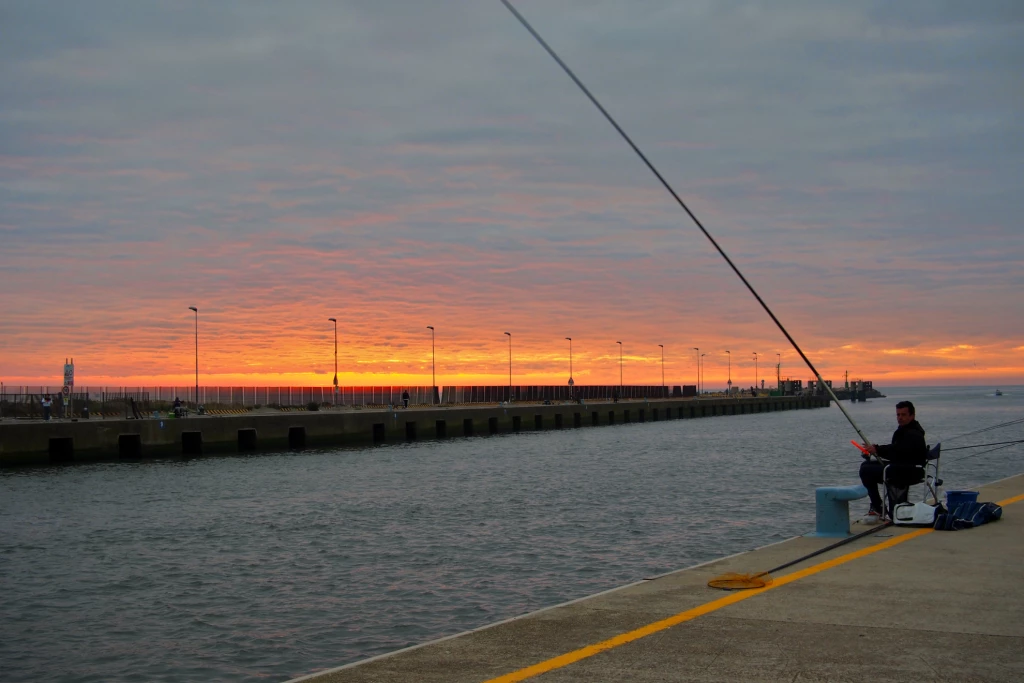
[858,400,928,524]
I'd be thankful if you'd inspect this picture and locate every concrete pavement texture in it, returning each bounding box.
[288,474,1024,683]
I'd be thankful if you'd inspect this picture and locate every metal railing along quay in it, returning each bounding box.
[1,384,687,418]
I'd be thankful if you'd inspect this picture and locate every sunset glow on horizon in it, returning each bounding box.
[2,2,1022,389]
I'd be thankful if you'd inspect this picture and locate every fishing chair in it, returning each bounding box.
[883,443,942,515]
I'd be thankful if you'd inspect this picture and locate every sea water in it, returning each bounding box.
[1,386,1020,682]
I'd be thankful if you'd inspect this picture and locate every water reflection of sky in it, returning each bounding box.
[1,387,1021,682]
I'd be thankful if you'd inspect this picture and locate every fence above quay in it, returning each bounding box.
[0,384,692,419]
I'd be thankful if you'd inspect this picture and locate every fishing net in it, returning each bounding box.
[707,523,892,590]
[707,572,773,590]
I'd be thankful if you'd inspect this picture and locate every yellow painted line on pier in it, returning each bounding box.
[998,492,1024,506]
[483,494,1023,683]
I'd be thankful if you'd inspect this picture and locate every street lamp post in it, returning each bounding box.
[658,344,664,394]
[753,352,759,390]
[565,337,573,400]
[701,353,706,395]
[426,326,435,404]
[726,350,731,395]
[328,318,338,406]
[777,352,782,390]
[692,347,699,394]
[188,306,198,412]
[504,332,512,401]
[616,341,623,391]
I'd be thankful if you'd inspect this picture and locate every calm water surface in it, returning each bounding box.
[1,386,1021,682]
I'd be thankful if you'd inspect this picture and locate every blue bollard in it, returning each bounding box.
[811,485,869,537]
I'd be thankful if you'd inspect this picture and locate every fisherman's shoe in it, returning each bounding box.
[860,509,882,525]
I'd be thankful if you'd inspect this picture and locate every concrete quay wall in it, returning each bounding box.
[0,395,829,466]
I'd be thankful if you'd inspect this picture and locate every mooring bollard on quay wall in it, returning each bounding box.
[0,395,830,466]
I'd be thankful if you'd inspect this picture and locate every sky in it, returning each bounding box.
[2,0,1022,389]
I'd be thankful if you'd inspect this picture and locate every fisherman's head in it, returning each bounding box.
[895,400,915,427]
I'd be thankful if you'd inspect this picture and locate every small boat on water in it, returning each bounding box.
[994,389,1003,396]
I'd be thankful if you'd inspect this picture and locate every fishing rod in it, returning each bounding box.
[499,0,872,446]
[708,521,892,590]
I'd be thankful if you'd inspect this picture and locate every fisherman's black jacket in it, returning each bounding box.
[876,419,928,466]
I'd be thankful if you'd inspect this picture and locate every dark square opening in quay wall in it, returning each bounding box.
[488,417,498,434]
[118,434,142,459]
[463,418,474,436]
[373,423,386,443]
[238,428,257,451]
[435,420,447,438]
[406,422,416,440]
[288,426,306,449]
[182,431,202,455]
[49,437,74,463]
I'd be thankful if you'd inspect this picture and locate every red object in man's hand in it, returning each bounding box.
[851,440,872,456]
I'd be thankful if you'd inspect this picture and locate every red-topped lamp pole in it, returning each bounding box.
[188,306,198,412]
[725,349,731,395]
[616,341,623,391]
[658,344,665,393]
[565,337,573,401]
[427,326,436,404]
[693,347,699,395]
[504,332,512,401]
[328,318,338,406]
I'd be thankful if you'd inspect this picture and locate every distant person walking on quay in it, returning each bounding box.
[402,390,410,409]
[41,394,52,421]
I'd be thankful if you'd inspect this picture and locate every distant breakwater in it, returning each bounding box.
[0,395,828,466]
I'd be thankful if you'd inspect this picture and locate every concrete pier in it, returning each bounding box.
[286,474,1024,683]
[0,394,828,466]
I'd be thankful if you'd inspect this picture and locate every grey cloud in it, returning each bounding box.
[1,0,1022,355]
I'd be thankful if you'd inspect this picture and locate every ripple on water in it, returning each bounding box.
[1,387,1022,682]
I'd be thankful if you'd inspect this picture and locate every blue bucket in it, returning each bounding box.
[946,490,978,510]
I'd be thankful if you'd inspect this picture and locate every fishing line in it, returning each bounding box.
[947,441,1022,464]
[942,416,1024,443]
[499,0,871,446]
[943,439,1024,452]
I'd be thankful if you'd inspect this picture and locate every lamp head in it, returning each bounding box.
[504,332,511,337]
[328,318,336,322]
[188,306,197,312]
[426,325,434,330]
